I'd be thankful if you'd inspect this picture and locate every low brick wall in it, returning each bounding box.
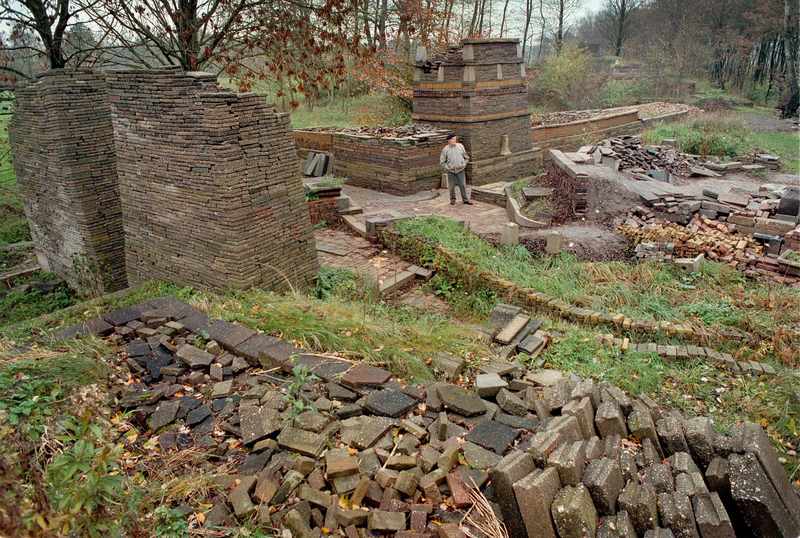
[531,110,640,148]
[294,130,447,195]
[307,198,339,226]
[532,109,690,157]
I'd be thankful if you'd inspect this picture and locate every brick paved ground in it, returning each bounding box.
[348,186,513,236]
[314,228,413,286]
[314,185,524,285]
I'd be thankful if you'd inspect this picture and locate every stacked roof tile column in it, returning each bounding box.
[9,69,127,294]
[413,39,542,185]
[106,68,319,293]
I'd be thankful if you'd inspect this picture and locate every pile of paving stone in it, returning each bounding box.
[51,297,800,538]
[531,111,600,126]
[618,186,800,285]
[581,137,704,178]
[303,124,444,139]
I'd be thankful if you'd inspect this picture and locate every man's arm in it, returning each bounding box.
[460,144,470,163]
[440,147,449,169]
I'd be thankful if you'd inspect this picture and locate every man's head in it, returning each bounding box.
[446,133,457,146]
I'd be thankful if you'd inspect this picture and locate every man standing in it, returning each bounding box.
[440,133,473,205]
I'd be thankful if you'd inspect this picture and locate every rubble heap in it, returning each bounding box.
[581,136,703,178]
[618,185,800,285]
[49,297,800,538]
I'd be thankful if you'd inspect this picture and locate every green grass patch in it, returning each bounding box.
[0,271,76,327]
[643,115,752,157]
[643,113,800,174]
[750,130,800,175]
[196,286,490,381]
[542,319,800,476]
[392,215,800,341]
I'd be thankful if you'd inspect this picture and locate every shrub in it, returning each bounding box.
[532,44,604,110]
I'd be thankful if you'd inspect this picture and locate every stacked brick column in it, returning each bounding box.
[105,68,319,293]
[413,39,542,185]
[9,69,127,294]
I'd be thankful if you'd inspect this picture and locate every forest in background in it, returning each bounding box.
[0,0,797,120]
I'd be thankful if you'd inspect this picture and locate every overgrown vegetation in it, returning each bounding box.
[393,216,800,355]
[643,113,800,174]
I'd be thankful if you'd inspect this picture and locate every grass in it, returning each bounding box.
[643,112,800,174]
[392,216,800,352]
[541,318,800,477]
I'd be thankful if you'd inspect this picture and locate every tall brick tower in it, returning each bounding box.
[412,39,541,184]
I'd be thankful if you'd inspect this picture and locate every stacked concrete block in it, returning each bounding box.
[9,69,127,294]
[105,69,319,293]
[412,39,541,185]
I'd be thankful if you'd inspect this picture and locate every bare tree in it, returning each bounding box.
[600,0,643,57]
[0,0,104,80]
[544,0,582,55]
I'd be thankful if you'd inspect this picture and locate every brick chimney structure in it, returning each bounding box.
[412,39,541,185]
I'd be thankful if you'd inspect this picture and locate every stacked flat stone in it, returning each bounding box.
[105,69,318,292]
[9,69,127,294]
[412,39,542,185]
[50,297,800,538]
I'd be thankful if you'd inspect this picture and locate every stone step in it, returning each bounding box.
[0,264,41,284]
[342,215,367,238]
[408,265,433,280]
[317,245,349,256]
[339,204,363,216]
[379,270,415,295]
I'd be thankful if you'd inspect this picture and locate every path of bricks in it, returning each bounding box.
[314,187,512,283]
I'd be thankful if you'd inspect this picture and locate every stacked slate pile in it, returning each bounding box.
[531,111,599,126]
[304,124,443,139]
[49,298,799,538]
[581,137,705,178]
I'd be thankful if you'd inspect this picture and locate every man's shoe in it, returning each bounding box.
[450,200,456,205]
[464,200,473,205]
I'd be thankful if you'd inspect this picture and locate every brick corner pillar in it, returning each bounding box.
[106,69,319,293]
[412,39,542,186]
[9,69,127,295]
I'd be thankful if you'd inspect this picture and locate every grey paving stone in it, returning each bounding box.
[657,415,690,457]
[692,493,736,538]
[582,457,625,516]
[596,400,628,439]
[618,481,659,536]
[340,363,392,388]
[729,452,799,538]
[461,441,502,470]
[658,492,699,538]
[464,419,519,454]
[563,396,596,439]
[547,441,586,487]
[684,417,716,470]
[340,416,394,449]
[361,389,416,418]
[489,450,535,538]
[176,344,215,368]
[277,427,328,458]
[496,388,527,417]
[149,399,180,432]
[550,484,598,538]
[432,353,466,380]
[437,385,487,417]
[513,467,561,538]
[475,373,508,398]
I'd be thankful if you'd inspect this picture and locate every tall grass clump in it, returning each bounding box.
[643,114,751,157]
[392,215,800,338]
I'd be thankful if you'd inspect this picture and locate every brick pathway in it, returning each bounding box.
[345,186,514,236]
[314,228,412,285]
[314,185,519,283]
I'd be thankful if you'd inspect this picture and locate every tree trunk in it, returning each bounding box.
[780,0,799,117]
[500,0,511,36]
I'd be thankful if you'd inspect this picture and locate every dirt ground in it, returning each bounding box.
[736,110,798,134]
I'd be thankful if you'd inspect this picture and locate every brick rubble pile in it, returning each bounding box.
[47,297,800,538]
